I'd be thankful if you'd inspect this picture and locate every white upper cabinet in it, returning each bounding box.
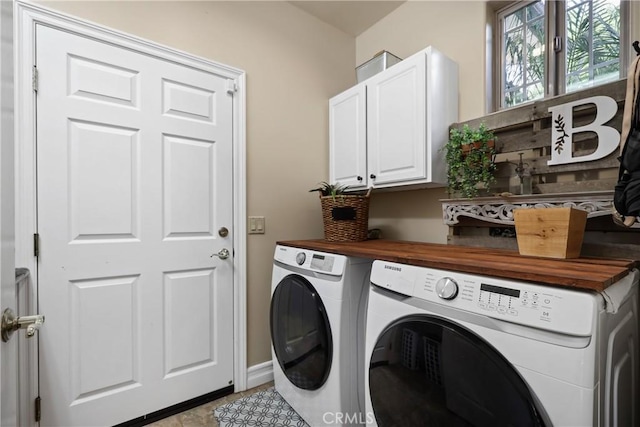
[329,84,367,189]
[329,46,458,190]
[367,52,426,186]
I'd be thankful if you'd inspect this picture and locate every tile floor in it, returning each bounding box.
[148,381,275,427]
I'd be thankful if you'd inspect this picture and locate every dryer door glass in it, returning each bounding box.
[369,316,547,427]
[270,274,332,390]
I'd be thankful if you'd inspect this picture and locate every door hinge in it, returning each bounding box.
[226,79,238,94]
[33,233,39,257]
[35,396,41,422]
[32,66,38,93]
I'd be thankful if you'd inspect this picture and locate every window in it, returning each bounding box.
[497,0,628,110]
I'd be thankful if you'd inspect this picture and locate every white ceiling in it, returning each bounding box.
[288,1,406,36]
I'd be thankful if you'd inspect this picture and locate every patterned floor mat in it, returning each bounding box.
[213,387,310,427]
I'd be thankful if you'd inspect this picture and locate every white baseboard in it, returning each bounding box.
[246,360,273,389]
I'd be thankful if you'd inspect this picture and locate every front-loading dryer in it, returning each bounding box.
[365,260,639,427]
[270,244,372,426]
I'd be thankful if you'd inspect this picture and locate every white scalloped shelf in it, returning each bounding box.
[441,190,640,228]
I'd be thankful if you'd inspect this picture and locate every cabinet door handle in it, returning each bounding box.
[357,176,363,181]
[370,174,376,179]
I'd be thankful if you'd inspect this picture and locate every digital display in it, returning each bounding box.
[310,254,324,269]
[311,254,333,272]
[481,283,520,298]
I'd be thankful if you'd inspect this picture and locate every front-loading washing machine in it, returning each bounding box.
[270,244,372,426]
[364,259,639,427]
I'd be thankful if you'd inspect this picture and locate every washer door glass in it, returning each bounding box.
[369,316,547,427]
[270,274,332,390]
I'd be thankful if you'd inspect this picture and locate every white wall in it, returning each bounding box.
[357,1,488,122]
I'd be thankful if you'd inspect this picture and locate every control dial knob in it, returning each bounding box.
[435,277,459,300]
[295,252,306,265]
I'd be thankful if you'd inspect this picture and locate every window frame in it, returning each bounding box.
[493,0,631,112]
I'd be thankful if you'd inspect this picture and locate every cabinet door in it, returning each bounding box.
[329,84,367,189]
[367,54,426,187]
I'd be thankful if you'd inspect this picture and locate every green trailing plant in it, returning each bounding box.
[443,123,497,198]
[309,181,349,198]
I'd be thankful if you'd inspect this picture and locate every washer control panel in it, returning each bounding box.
[371,260,598,336]
[435,277,458,300]
[274,245,346,276]
[477,282,522,316]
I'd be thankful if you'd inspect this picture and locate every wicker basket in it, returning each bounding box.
[319,188,371,242]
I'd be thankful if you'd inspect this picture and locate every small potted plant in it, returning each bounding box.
[444,123,497,198]
[309,181,371,242]
[309,181,350,198]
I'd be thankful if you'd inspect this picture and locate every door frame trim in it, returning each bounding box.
[14,1,248,420]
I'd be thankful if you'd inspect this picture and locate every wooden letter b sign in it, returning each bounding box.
[547,96,619,166]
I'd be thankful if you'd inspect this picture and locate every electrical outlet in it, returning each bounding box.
[248,216,265,234]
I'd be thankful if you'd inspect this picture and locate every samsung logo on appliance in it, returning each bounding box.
[384,265,402,272]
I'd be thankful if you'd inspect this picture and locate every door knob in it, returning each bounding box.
[1,308,45,342]
[210,248,230,260]
[370,174,376,179]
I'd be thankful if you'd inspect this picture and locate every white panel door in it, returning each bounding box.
[0,1,16,425]
[329,84,367,189]
[36,24,234,426]
[367,54,426,186]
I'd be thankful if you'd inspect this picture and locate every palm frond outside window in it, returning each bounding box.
[497,0,623,110]
[502,1,545,108]
[565,0,620,93]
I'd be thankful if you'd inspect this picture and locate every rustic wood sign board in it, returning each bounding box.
[455,79,626,195]
[447,79,640,260]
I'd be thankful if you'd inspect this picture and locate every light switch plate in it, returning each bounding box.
[248,216,265,234]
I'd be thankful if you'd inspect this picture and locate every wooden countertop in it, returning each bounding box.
[277,239,639,292]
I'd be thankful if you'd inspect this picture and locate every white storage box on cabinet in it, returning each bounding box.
[329,46,458,190]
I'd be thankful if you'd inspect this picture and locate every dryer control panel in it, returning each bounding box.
[370,260,599,337]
